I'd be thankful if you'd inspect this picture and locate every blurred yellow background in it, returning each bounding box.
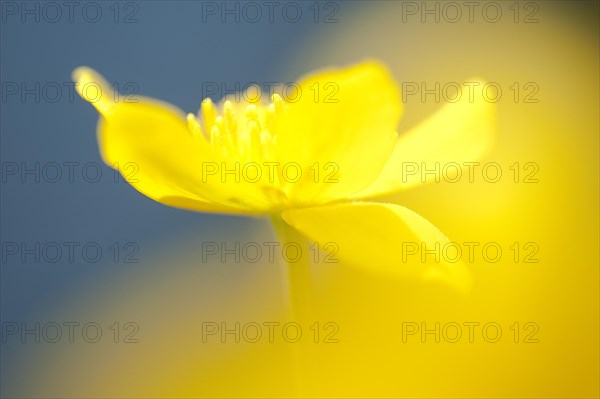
[6,1,598,397]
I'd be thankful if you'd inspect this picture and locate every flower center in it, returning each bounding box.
[186,94,285,166]
[186,93,293,210]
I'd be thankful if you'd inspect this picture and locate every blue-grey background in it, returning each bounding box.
[0,0,352,388]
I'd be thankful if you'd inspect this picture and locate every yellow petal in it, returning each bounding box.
[275,61,402,206]
[353,79,497,198]
[73,67,272,215]
[281,202,472,294]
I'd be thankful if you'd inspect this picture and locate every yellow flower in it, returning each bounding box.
[72,61,495,295]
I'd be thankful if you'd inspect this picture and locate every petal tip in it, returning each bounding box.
[72,66,113,115]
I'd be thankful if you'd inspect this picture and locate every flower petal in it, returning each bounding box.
[353,79,496,199]
[281,202,472,294]
[275,61,402,205]
[73,67,272,215]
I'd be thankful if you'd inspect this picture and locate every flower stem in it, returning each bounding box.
[270,215,313,393]
[270,215,313,323]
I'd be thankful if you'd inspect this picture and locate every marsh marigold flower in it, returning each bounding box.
[73,61,495,294]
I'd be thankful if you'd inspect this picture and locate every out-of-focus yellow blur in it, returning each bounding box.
[11,2,598,397]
